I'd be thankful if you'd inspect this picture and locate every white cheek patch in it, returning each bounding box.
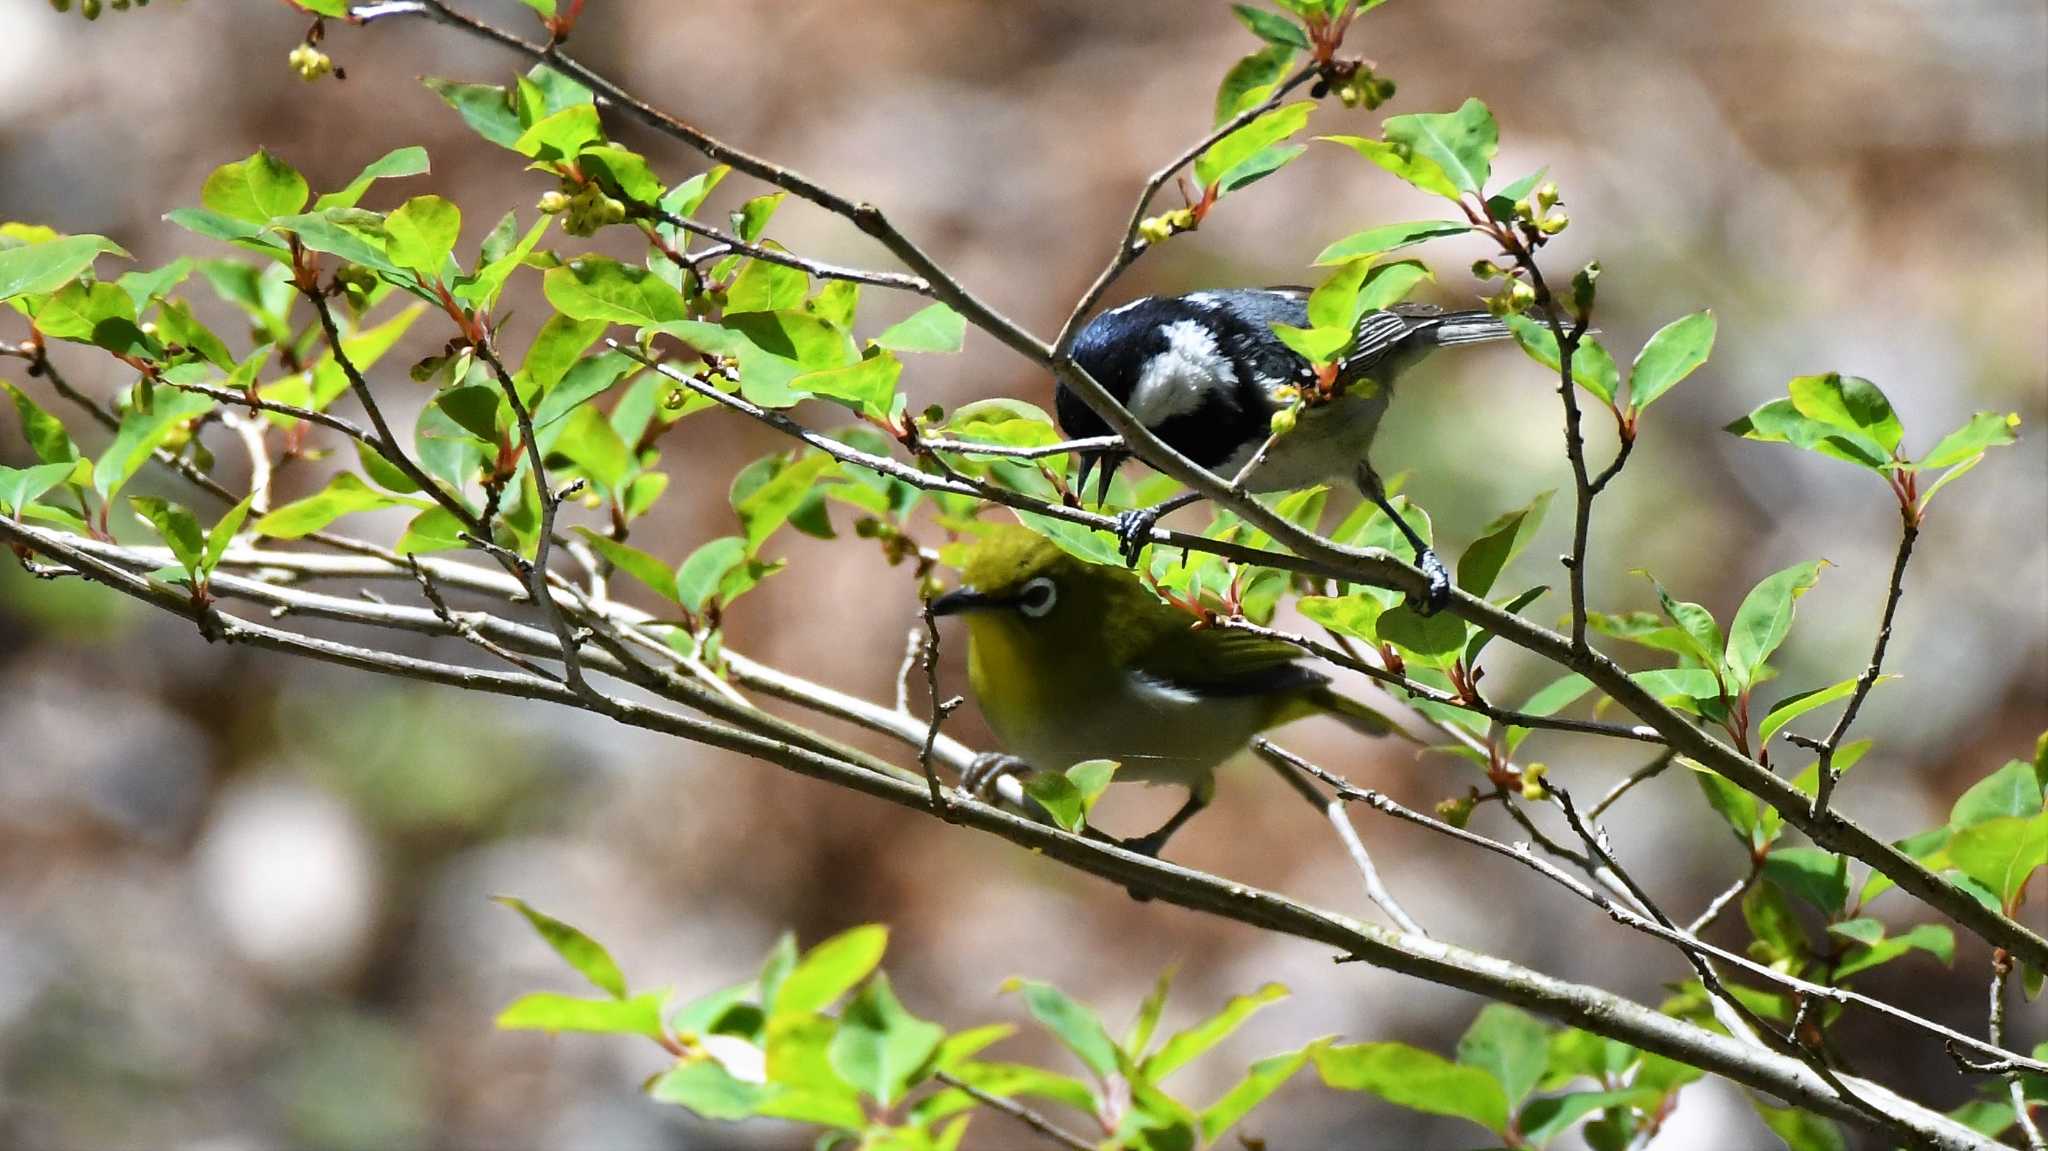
[1128,319,1235,424]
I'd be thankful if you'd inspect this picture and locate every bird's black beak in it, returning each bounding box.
[929,586,1001,616]
[1075,449,1125,507]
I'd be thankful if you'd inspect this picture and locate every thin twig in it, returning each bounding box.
[1686,864,1761,936]
[1807,516,1918,819]
[917,598,961,810]
[917,434,1125,461]
[1991,952,2047,1151]
[1589,750,1678,819]
[642,206,934,297]
[1218,615,1664,745]
[932,1071,1097,1151]
[1254,738,1426,937]
[1264,742,2046,1079]
[1053,64,1321,356]
[408,555,561,681]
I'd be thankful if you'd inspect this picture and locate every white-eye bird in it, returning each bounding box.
[1052,289,1514,611]
[931,523,1400,855]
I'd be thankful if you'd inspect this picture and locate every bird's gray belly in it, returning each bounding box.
[1227,389,1391,492]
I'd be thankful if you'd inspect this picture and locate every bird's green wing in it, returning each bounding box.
[1127,625,1327,699]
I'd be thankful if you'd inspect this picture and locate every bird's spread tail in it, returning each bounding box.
[1429,311,1516,347]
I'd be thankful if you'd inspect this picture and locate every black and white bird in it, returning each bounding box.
[1054,288,1514,612]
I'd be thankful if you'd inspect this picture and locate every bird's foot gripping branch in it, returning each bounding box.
[5,1,2043,1149]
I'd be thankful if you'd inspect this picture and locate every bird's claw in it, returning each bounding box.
[963,752,1033,799]
[1113,507,1160,567]
[1412,547,1452,616]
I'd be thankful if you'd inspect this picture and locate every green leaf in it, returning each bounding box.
[792,350,901,419]
[874,303,966,354]
[1314,1042,1510,1134]
[424,77,525,150]
[201,493,256,578]
[1919,410,2021,470]
[0,233,128,302]
[1215,143,1307,194]
[1125,966,1175,1060]
[1307,259,1374,330]
[492,896,630,999]
[674,536,749,614]
[1022,772,1088,834]
[0,461,78,517]
[1725,396,1891,470]
[1502,314,1618,404]
[1518,1089,1662,1145]
[1949,813,2047,912]
[827,973,944,1107]
[1786,372,1899,454]
[1752,1098,1848,1151]
[775,926,889,1018]
[129,496,205,579]
[385,195,462,280]
[1759,675,1896,744]
[648,1058,772,1121]
[1144,983,1287,1081]
[1012,510,1124,567]
[1230,3,1310,48]
[1761,846,1849,914]
[496,991,664,1037]
[1380,99,1498,196]
[1213,44,1296,127]
[571,528,680,604]
[314,146,431,212]
[252,472,424,539]
[512,104,604,162]
[436,383,503,443]
[726,249,809,314]
[1006,979,1121,1080]
[1312,220,1470,266]
[1357,259,1434,312]
[1724,560,1826,691]
[1269,322,1351,363]
[201,150,309,224]
[395,505,466,555]
[1627,311,1715,411]
[92,390,214,501]
[524,314,609,394]
[1637,572,1724,669]
[1456,1005,1549,1109]
[734,453,837,551]
[1953,760,2046,827]
[1194,102,1314,190]
[1377,602,1469,664]
[544,257,687,328]
[579,144,665,205]
[1743,880,1808,966]
[1691,764,1764,847]
[1456,490,1552,599]
[550,405,632,494]
[1199,1043,1318,1144]
[1,379,81,464]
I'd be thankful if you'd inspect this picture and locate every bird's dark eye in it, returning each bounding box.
[1016,577,1058,618]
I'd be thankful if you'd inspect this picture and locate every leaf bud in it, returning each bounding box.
[1268,405,1299,438]
[536,190,570,214]
[1137,215,1175,246]
[1519,763,1550,801]
[1471,259,1503,281]
[1536,181,1560,210]
[1435,793,1476,829]
[1511,197,1534,223]
[81,0,100,17]
[50,0,73,11]
[1536,212,1569,236]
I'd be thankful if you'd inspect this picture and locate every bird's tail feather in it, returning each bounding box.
[1302,685,1408,740]
[1430,310,1516,347]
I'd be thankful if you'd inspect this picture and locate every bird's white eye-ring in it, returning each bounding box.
[1017,577,1058,618]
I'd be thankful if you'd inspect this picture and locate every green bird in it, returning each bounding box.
[929,523,1401,854]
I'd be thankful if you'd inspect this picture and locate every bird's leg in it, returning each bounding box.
[1355,460,1451,615]
[962,752,1034,798]
[1116,779,1214,859]
[1113,490,1203,566]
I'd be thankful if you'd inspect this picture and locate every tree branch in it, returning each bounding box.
[1805,515,1918,819]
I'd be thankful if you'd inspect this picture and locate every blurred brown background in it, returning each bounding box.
[2,2,2044,1148]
